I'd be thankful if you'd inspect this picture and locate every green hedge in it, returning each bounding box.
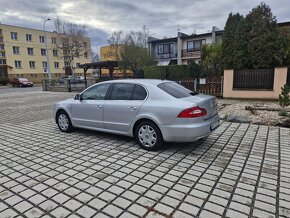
[143,65,191,80]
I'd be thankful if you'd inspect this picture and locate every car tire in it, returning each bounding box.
[31,84,33,87]
[12,84,15,87]
[56,111,74,133]
[134,120,164,151]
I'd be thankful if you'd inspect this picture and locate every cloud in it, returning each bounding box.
[0,0,289,52]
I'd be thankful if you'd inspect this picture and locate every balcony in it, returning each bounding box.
[156,53,177,59]
[181,49,201,58]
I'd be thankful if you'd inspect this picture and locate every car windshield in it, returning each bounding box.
[18,78,28,82]
[158,82,198,98]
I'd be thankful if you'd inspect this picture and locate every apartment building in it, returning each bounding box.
[148,26,223,66]
[0,23,92,83]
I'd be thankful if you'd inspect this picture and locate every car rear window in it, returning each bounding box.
[158,82,196,98]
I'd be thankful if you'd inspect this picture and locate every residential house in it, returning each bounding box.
[148,26,223,66]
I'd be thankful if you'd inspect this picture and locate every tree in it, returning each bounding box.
[232,18,249,69]
[54,18,89,75]
[108,26,156,77]
[221,13,244,69]
[276,27,290,66]
[246,3,278,69]
[201,43,223,75]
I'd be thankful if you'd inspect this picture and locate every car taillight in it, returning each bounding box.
[177,106,207,118]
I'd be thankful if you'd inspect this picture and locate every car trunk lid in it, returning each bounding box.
[181,94,218,120]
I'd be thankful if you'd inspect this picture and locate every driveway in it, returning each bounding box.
[0,90,289,218]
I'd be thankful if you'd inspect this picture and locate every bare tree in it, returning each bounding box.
[54,18,89,75]
[107,26,156,77]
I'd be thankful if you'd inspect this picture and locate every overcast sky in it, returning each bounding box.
[0,0,289,54]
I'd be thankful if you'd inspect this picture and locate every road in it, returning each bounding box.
[0,86,42,94]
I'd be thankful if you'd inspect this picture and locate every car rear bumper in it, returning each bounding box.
[160,114,220,142]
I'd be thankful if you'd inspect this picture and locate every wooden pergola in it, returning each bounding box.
[79,61,119,87]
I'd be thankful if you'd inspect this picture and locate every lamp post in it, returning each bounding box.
[43,18,52,80]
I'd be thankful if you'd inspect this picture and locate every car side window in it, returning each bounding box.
[111,83,135,100]
[132,85,147,100]
[81,83,110,100]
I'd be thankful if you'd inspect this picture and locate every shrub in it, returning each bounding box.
[278,110,288,117]
[143,65,191,80]
[0,77,10,85]
[279,84,290,108]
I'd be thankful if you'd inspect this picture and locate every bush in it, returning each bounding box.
[0,77,10,85]
[279,84,290,108]
[143,65,191,80]
[278,110,288,117]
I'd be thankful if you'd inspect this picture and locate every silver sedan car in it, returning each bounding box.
[53,79,219,150]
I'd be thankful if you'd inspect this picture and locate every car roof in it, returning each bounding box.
[101,79,170,86]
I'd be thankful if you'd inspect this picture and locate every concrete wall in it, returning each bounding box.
[223,67,288,99]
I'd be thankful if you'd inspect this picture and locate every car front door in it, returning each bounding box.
[70,83,110,129]
[103,83,147,132]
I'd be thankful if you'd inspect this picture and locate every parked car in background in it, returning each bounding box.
[59,75,75,84]
[53,79,219,151]
[75,76,85,83]
[11,78,33,87]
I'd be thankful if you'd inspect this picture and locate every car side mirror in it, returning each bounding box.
[74,94,81,100]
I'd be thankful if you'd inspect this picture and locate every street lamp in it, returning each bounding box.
[43,18,52,80]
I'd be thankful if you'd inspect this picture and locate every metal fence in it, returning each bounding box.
[233,69,274,90]
[175,75,223,97]
[42,79,96,92]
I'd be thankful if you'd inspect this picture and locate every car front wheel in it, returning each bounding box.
[57,111,74,133]
[134,121,163,151]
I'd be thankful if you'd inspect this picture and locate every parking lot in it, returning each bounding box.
[0,89,290,218]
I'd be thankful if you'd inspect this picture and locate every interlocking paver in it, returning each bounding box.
[0,91,290,217]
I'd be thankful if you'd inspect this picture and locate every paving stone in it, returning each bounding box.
[128,204,148,216]
[76,205,97,217]
[1,92,290,218]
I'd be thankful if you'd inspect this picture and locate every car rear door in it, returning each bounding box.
[70,83,110,129]
[103,83,147,132]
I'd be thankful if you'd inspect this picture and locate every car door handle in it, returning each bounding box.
[96,105,102,109]
[128,106,137,111]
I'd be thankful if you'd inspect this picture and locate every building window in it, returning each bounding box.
[187,40,204,51]
[158,43,173,54]
[15,61,21,68]
[26,34,32,42]
[53,50,58,56]
[0,29,2,35]
[11,32,18,40]
[41,49,46,56]
[0,44,4,50]
[27,48,34,55]
[84,52,88,58]
[29,61,35,68]
[13,46,20,54]
[0,59,6,65]
[0,52,5,57]
[39,36,45,43]
[64,61,70,66]
[54,62,59,68]
[51,37,56,44]
[83,42,87,48]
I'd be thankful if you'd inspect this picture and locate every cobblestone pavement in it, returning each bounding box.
[0,91,290,218]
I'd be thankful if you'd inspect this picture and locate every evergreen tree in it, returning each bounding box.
[232,18,249,69]
[246,3,278,69]
[221,13,243,69]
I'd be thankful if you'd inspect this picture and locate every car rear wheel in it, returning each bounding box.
[134,121,163,151]
[57,111,74,133]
